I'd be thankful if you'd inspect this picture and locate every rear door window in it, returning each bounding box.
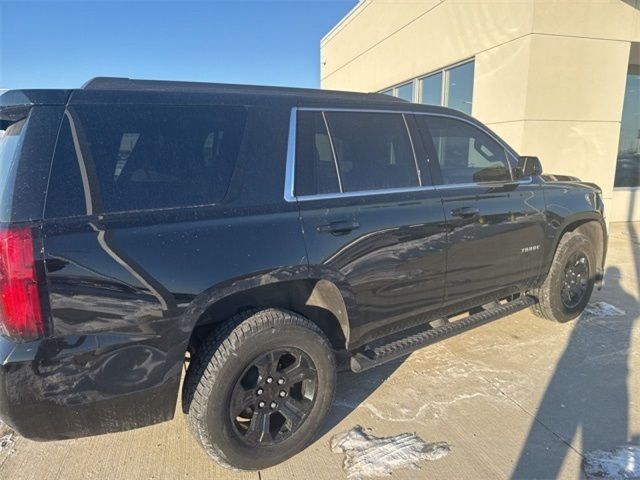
[294,111,340,196]
[324,112,419,192]
[45,104,247,217]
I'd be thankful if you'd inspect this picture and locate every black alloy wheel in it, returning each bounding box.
[531,231,596,323]
[560,252,590,309]
[183,308,336,470]
[230,348,317,446]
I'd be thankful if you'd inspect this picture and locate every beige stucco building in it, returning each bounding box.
[320,0,640,222]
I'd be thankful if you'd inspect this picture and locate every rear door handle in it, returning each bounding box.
[451,206,480,218]
[317,220,360,235]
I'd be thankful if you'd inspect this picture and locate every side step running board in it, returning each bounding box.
[350,296,537,373]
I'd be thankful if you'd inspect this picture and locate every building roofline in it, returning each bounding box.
[321,0,368,46]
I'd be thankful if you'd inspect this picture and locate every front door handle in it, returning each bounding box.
[317,220,360,235]
[451,206,480,218]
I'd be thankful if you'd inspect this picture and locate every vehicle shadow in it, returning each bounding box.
[511,261,639,479]
[317,358,406,438]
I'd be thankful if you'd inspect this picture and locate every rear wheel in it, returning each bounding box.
[531,232,595,322]
[183,308,336,470]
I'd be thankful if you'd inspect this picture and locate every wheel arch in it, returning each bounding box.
[546,215,607,286]
[183,273,353,353]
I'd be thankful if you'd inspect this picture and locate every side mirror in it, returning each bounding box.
[515,156,543,178]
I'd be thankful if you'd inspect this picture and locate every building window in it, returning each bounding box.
[614,49,640,188]
[445,61,474,115]
[381,59,475,114]
[419,72,442,106]
[396,82,414,102]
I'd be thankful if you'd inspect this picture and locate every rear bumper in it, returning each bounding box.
[0,332,184,441]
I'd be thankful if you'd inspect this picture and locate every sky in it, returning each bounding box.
[0,0,357,90]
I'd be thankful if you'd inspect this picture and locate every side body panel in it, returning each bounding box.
[299,191,447,346]
[438,180,547,305]
[538,180,607,283]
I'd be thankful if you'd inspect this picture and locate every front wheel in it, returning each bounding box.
[531,232,596,322]
[183,308,336,470]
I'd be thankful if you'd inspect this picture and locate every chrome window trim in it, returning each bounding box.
[296,185,436,202]
[284,107,531,203]
[284,108,297,202]
[402,113,422,186]
[321,111,343,193]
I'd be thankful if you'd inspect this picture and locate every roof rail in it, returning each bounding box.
[82,77,134,90]
[81,77,405,102]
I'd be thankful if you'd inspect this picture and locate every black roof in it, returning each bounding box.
[1,77,467,118]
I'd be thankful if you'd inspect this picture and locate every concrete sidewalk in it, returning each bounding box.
[1,223,638,479]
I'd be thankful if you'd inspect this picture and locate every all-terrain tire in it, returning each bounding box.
[182,308,336,470]
[531,232,596,322]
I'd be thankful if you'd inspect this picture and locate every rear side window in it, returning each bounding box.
[417,116,511,184]
[45,104,247,217]
[294,111,340,196]
[324,112,419,193]
[0,117,29,221]
[0,119,27,202]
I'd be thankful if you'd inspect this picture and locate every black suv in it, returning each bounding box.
[0,78,606,470]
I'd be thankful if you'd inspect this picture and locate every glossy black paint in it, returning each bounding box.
[538,179,607,279]
[0,80,606,441]
[437,180,548,306]
[298,189,448,345]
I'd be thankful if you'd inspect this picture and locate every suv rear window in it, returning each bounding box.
[45,104,247,217]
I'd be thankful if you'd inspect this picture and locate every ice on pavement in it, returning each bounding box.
[582,302,626,319]
[583,446,640,480]
[331,425,450,479]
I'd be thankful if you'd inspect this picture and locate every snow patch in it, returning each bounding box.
[583,446,640,480]
[0,419,10,436]
[331,425,449,479]
[0,433,15,455]
[582,302,626,319]
[0,419,17,456]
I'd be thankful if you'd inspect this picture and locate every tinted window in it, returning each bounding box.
[0,118,27,214]
[45,104,247,217]
[325,112,419,192]
[418,116,511,184]
[294,111,340,196]
[45,115,87,217]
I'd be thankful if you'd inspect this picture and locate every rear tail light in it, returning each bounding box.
[0,227,44,340]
